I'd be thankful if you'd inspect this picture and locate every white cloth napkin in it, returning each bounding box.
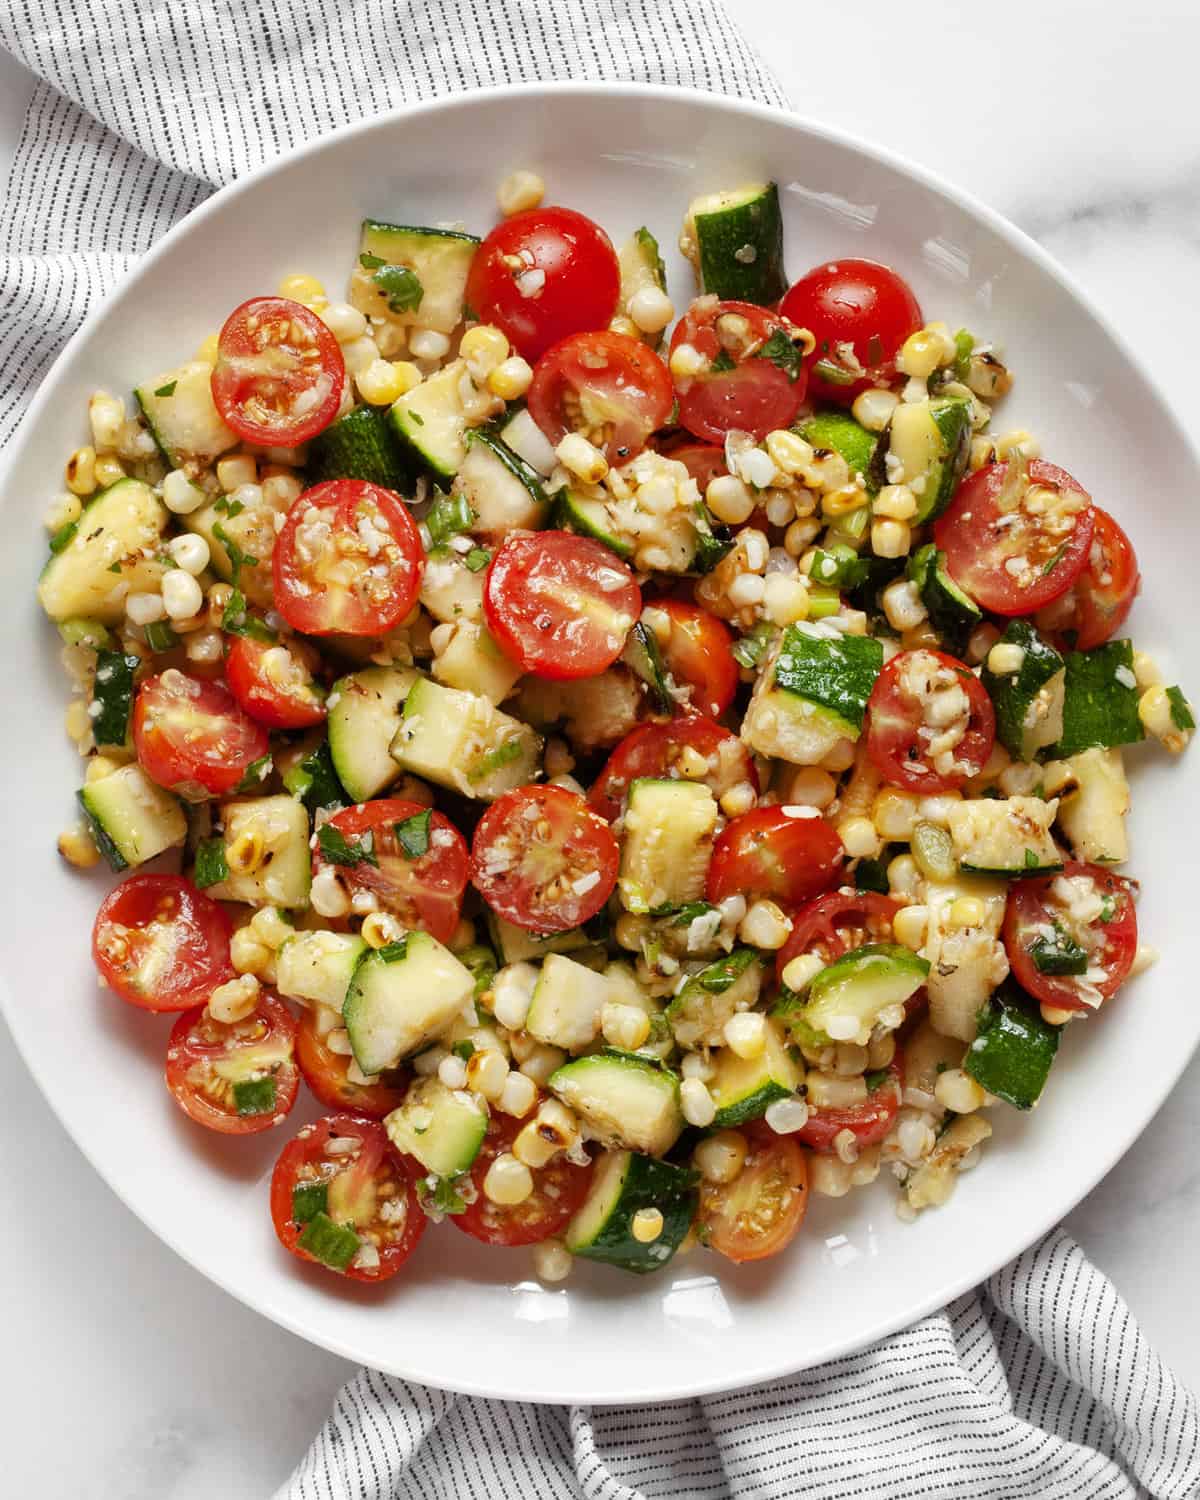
[2,4,1197,1497]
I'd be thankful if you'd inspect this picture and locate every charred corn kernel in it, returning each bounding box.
[669,342,706,381]
[893,904,928,951]
[897,325,954,380]
[45,491,82,532]
[513,1113,569,1168]
[497,1069,538,1118]
[249,907,292,950]
[601,1002,651,1051]
[629,285,675,334]
[723,1011,767,1059]
[466,1047,509,1101]
[887,853,921,900]
[609,315,639,338]
[837,815,880,860]
[278,272,325,303]
[498,169,545,216]
[484,1153,534,1206]
[356,358,419,405]
[93,454,125,492]
[230,928,272,976]
[987,641,1026,675]
[320,301,367,343]
[216,454,257,492]
[208,974,261,1025]
[693,1130,748,1185]
[871,517,911,559]
[934,1068,986,1114]
[739,899,792,950]
[784,516,822,556]
[487,356,534,401]
[872,787,920,839]
[803,449,850,493]
[460,323,510,380]
[781,952,823,992]
[874,483,917,521]
[948,896,986,929]
[680,1077,717,1128]
[65,445,97,496]
[631,1207,664,1243]
[556,432,608,482]
[58,823,100,868]
[764,429,814,476]
[851,387,899,432]
[531,1238,572,1281]
[518,1042,567,1088]
[361,911,406,949]
[821,484,868,518]
[705,474,755,525]
[809,1153,853,1197]
[969,435,996,472]
[227,828,265,875]
[995,429,1040,461]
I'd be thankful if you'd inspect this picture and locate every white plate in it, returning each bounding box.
[2,83,1197,1404]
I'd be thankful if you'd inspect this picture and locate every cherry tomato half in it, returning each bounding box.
[211,296,345,447]
[669,299,807,442]
[654,439,728,491]
[295,1008,409,1118]
[471,784,619,934]
[1003,861,1137,1013]
[133,670,269,798]
[465,207,620,362]
[706,806,844,910]
[271,1114,425,1282]
[93,874,235,1013]
[775,890,902,986]
[166,990,299,1135]
[654,599,739,720]
[589,714,757,822]
[1062,507,1141,650]
[798,1056,904,1154]
[273,480,424,637]
[933,460,1095,617]
[779,259,922,405]
[315,799,469,945]
[484,531,640,680]
[699,1127,809,1263]
[528,330,674,466]
[866,648,995,794]
[224,634,326,730]
[450,1112,594,1247]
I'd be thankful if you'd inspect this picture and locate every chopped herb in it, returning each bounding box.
[213,495,245,518]
[153,380,178,397]
[1024,848,1039,869]
[408,409,425,426]
[459,945,498,997]
[467,735,522,782]
[233,1076,277,1115]
[236,754,273,791]
[635,226,667,287]
[212,522,257,586]
[710,349,736,373]
[952,329,975,383]
[372,263,424,314]
[731,621,774,670]
[811,357,858,387]
[426,491,474,546]
[394,808,432,858]
[1167,685,1195,731]
[221,587,276,642]
[649,899,715,926]
[296,1212,359,1271]
[461,302,479,324]
[291,1182,328,1224]
[1041,541,1069,577]
[1028,926,1088,977]
[359,251,385,270]
[451,1040,476,1062]
[855,856,891,894]
[864,1068,890,1091]
[317,823,379,868]
[376,939,410,963]
[143,619,180,652]
[420,1174,468,1216]
[107,561,123,574]
[692,501,733,573]
[193,836,229,889]
[464,546,491,572]
[49,521,78,554]
[1098,893,1117,924]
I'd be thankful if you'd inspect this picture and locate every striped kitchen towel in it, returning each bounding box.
[1,4,1198,1498]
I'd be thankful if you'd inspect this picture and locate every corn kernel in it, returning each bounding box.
[230,928,272,976]
[669,342,706,381]
[887,853,921,900]
[680,1077,717,1128]
[57,823,100,868]
[465,1047,509,1102]
[278,272,325,304]
[486,355,533,401]
[948,896,986,929]
[995,429,1040,461]
[723,1011,767,1059]
[873,483,917,521]
[871,518,911,559]
[934,1067,986,1114]
[497,1070,538,1118]
[609,315,640,339]
[783,766,837,809]
[497,169,545,217]
[893,904,928,951]
[45,492,83,533]
[822,484,868,518]
[781,952,823,992]
[872,787,920,839]
[208,974,261,1025]
[460,323,510,380]
[629,285,674,335]
[838,815,880,860]
[897,326,953,381]
[764,429,813,476]
[361,911,406,949]
[601,1002,651,1051]
[851,387,899,432]
[216,454,257,492]
[631,1207,664,1243]
[356,358,420,406]
[484,1153,534,1206]
[986,641,1026,675]
[531,1238,572,1281]
[705,474,755,525]
[739,899,792,950]
[227,828,265,875]
[556,432,608,483]
[65,446,97,497]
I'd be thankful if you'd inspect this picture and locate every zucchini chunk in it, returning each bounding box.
[617,227,669,349]
[206,795,312,908]
[499,407,558,477]
[77,763,186,871]
[947,796,1063,876]
[513,669,642,753]
[307,405,414,489]
[798,409,880,493]
[565,1150,697,1273]
[1053,639,1144,757]
[1056,747,1130,864]
[682,183,785,305]
[880,396,971,523]
[775,943,928,1048]
[275,931,367,1011]
[182,492,280,609]
[350,220,480,343]
[907,543,982,657]
[709,1017,801,1127]
[451,429,551,536]
[432,620,522,705]
[666,948,763,1050]
[342,931,474,1075]
[388,360,472,480]
[549,1051,684,1156]
[134,360,237,474]
[38,479,169,625]
[618,777,718,913]
[486,914,589,966]
[326,665,419,804]
[384,1078,488,1178]
[981,621,1065,761]
[921,875,1009,1042]
[389,678,542,800]
[420,547,486,624]
[741,626,882,765]
[964,982,1060,1109]
[90,650,141,751]
[525,953,613,1053]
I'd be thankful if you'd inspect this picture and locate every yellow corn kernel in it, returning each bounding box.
[837,815,880,860]
[851,387,899,432]
[995,429,1040,461]
[871,518,912,559]
[893,905,928,951]
[230,928,272,976]
[460,323,510,380]
[65,446,97,497]
[969,435,996,472]
[821,483,868,518]
[487,356,534,401]
[872,787,920,839]
[355,358,420,406]
[85,755,119,784]
[57,823,100,868]
[947,896,986,929]
[897,324,954,381]
[873,483,917,521]
[195,333,221,365]
[94,454,125,488]
[765,429,815,476]
[227,828,265,875]
[1132,650,1162,691]
[361,911,406,949]
[497,169,545,217]
[278,272,326,304]
[609,315,640,339]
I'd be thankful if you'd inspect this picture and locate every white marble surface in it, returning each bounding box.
[3,3,1200,1493]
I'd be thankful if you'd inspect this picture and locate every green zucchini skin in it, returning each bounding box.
[1052,639,1144,757]
[963,982,1060,1109]
[91,650,141,750]
[799,410,881,493]
[773,627,883,734]
[907,544,981,657]
[307,405,415,490]
[692,184,786,305]
[981,621,1065,760]
[566,1150,697,1273]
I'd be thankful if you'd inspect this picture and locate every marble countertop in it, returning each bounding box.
[3,3,1199,1493]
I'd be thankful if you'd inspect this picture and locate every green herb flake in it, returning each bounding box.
[296,1211,360,1271]
[291,1182,328,1224]
[212,522,258,586]
[107,561,123,574]
[1042,541,1069,577]
[1167,685,1195,732]
[359,251,385,270]
[421,1174,468,1216]
[1028,927,1088,977]
[426,491,474,546]
[232,1076,277,1115]
[731,621,774,670]
[373,263,424,315]
[221,587,276,643]
[153,380,178,398]
[213,495,245,518]
[461,303,479,325]
[394,808,432,859]
[755,328,805,383]
[143,619,180,652]
[710,349,736,374]
[952,329,975,383]
[236,754,273,792]
[451,1040,476,1062]
[1024,848,1039,869]
[376,939,410,963]
[464,547,491,572]
[317,823,379,868]
[193,836,230,889]
[467,735,522,782]
[49,520,78,554]
[864,1068,890,1092]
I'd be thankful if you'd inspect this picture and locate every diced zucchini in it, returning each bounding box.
[617,227,669,350]
[555,488,635,560]
[622,621,673,715]
[206,796,311,908]
[499,408,558,477]
[549,1051,684,1156]
[883,396,972,523]
[342,931,474,1075]
[432,620,522,704]
[903,1112,993,1211]
[38,480,169,625]
[134,360,237,473]
[741,627,882,764]
[981,620,1065,761]
[388,360,470,481]
[307,404,413,489]
[709,1018,801,1127]
[275,931,367,1011]
[390,677,542,799]
[921,875,1008,1041]
[90,650,141,750]
[525,953,613,1052]
[77,764,186,871]
[1057,747,1130,864]
[280,738,348,813]
[350,221,480,339]
[326,665,420,803]
[907,543,982,657]
[451,429,550,535]
[419,548,486,624]
[384,1078,488,1178]
[964,982,1060,1109]
[565,1150,696,1273]
[947,797,1063,876]
[486,914,588,965]
[183,494,279,609]
[666,948,763,1050]
[683,183,785,305]
[1053,639,1144,757]
[776,943,928,1048]
[618,778,718,913]
[799,410,880,492]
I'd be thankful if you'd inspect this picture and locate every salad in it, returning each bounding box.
[38,170,1194,1286]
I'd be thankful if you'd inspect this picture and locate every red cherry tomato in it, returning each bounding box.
[464,207,620,362]
[528,331,674,467]
[92,874,235,1013]
[669,299,807,441]
[654,599,739,720]
[315,799,468,945]
[273,479,424,637]
[484,531,640,680]
[798,1057,904,1154]
[933,460,1095,617]
[450,1112,594,1248]
[211,296,345,446]
[295,1008,409,1118]
[1003,861,1137,1014]
[589,714,757,822]
[166,990,299,1135]
[271,1115,425,1282]
[706,806,844,909]
[699,1126,809,1262]
[1060,507,1141,650]
[224,635,326,730]
[779,259,922,405]
[133,670,268,798]
[654,440,728,491]
[775,890,902,986]
[471,784,618,934]
[866,648,996,794]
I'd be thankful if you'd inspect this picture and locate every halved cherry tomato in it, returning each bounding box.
[1057,507,1141,650]
[1004,861,1137,1013]
[798,1056,904,1154]
[471,784,618,933]
[700,1126,808,1263]
[465,207,620,362]
[211,296,345,447]
[933,460,1095,616]
[669,299,807,441]
[866,648,995,793]
[653,599,738,720]
[775,890,901,986]
[706,806,844,909]
[133,670,268,798]
[316,799,468,945]
[654,439,728,491]
[166,990,299,1135]
[93,874,235,1012]
[273,479,424,637]
[779,259,922,405]
[589,714,757,822]
[484,531,640,680]
[224,635,326,730]
[528,330,674,466]
[295,1008,409,1118]
[271,1114,425,1282]
[450,1112,594,1248]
